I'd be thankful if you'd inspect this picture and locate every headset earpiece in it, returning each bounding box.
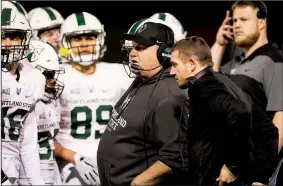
[156,25,174,67]
[255,1,268,19]
[257,8,267,19]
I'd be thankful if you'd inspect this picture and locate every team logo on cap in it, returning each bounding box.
[137,23,147,33]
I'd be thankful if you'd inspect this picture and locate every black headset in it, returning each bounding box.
[156,24,175,68]
[254,1,268,19]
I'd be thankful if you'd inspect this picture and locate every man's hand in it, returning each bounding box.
[130,161,172,186]
[74,153,99,185]
[216,164,237,185]
[216,10,234,46]
[131,176,143,186]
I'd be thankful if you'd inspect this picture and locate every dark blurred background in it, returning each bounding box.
[20,1,283,63]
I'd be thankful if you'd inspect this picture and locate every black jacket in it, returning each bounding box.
[97,69,189,186]
[187,67,252,185]
[228,74,278,184]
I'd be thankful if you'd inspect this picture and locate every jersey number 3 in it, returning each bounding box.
[70,105,113,139]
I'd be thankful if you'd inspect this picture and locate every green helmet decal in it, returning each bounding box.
[11,1,25,16]
[128,18,147,34]
[27,46,44,62]
[42,7,56,20]
[1,8,12,26]
[75,12,86,26]
[158,13,166,21]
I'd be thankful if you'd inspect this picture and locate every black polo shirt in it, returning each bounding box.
[221,43,283,112]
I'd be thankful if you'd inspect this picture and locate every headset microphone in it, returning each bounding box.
[130,63,144,70]
[128,61,163,71]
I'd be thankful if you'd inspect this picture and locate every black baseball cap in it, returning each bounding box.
[122,22,174,47]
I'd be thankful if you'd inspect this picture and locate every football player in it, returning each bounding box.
[1,6,45,185]
[28,7,64,49]
[150,12,187,42]
[55,12,133,185]
[21,39,65,185]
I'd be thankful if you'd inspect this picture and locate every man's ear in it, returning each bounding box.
[258,18,266,31]
[188,56,197,72]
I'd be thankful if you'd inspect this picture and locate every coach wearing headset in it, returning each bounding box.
[97,21,189,185]
[210,1,283,185]
[211,1,283,153]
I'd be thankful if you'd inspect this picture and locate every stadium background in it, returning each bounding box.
[21,1,283,63]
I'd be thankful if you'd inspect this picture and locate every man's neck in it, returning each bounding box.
[192,64,211,77]
[72,62,96,75]
[243,37,269,58]
[7,63,19,76]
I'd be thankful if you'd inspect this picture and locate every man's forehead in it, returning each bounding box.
[170,51,179,62]
[171,50,179,57]
[68,32,98,39]
[43,28,60,33]
[233,6,258,17]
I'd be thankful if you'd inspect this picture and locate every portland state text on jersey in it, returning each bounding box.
[2,100,33,109]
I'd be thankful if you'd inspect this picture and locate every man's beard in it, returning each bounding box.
[235,31,260,48]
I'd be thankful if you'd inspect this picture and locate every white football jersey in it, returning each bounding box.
[2,60,46,185]
[2,61,45,157]
[35,99,61,184]
[56,62,133,157]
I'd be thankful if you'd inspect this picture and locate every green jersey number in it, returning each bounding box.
[38,129,59,160]
[70,105,113,139]
[1,108,28,141]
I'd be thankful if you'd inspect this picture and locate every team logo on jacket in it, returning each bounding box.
[121,95,134,110]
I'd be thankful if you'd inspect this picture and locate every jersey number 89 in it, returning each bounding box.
[70,105,113,139]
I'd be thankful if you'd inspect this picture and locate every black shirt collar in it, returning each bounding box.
[237,43,273,63]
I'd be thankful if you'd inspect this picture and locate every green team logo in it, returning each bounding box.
[27,45,44,62]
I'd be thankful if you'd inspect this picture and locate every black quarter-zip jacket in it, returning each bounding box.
[187,67,278,185]
[97,68,189,186]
